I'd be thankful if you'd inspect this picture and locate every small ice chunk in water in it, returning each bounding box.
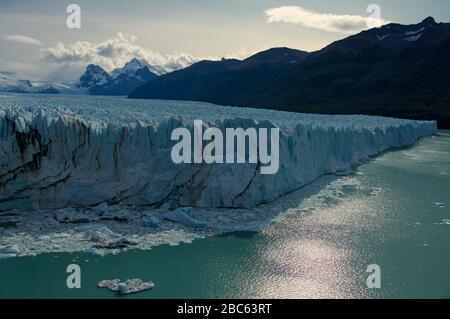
[118,279,155,295]
[88,248,105,257]
[98,279,155,295]
[98,279,121,291]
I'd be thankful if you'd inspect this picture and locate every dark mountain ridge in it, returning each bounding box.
[129,18,450,128]
[129,47,310,105]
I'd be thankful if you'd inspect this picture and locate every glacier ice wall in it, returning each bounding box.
[0,96,437,210]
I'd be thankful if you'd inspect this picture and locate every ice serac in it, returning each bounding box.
[0,97,437,210]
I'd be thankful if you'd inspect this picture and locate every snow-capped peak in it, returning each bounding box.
[111,58,153,79]
[367,17,441,49]
[124,58,150,70]
[77,64,111,89]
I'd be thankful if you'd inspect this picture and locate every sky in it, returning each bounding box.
[1,0,450,82]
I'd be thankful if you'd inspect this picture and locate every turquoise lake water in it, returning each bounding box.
[0,131,449,299]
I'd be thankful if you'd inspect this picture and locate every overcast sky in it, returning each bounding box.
[1,0,450,82]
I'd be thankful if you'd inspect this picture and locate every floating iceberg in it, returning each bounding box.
[87,248,105,257]
[433,202,446,208]
[98,279,155,295]
[0,96,437,210]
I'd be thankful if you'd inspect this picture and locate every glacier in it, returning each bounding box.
[0,95,437,211]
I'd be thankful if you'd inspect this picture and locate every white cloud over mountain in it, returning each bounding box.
[41,33,206,74]
[265,6,390,34]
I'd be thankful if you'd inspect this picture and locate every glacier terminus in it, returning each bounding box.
[0,95,437,211]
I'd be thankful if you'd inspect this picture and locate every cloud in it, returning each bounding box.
[3,34,43,46]
[265,6,390,34]
[41,33,208,74]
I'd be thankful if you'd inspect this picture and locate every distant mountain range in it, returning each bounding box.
[129,17,450,128]
[1,17,448,128]
[77,58,158,96]
[0,58,165,96]
[0,71,62,94]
